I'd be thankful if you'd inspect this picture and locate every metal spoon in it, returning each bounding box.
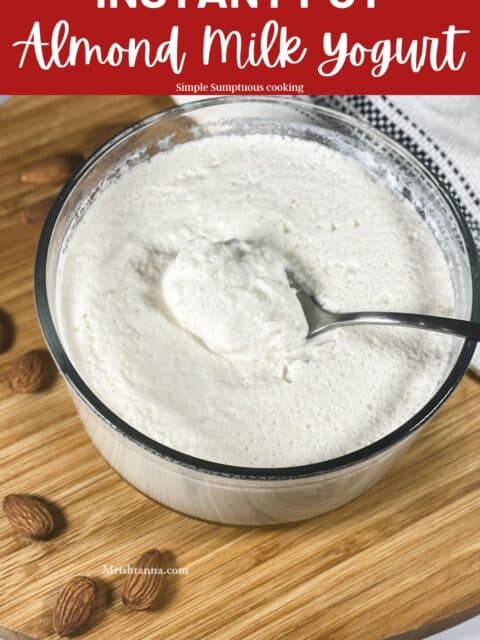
[286,271,480,341]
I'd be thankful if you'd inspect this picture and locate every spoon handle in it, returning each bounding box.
[310,311,480,341]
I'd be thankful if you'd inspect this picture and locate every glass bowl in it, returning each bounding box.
[35,97,480,525]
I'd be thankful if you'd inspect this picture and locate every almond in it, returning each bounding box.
[53,576,96,637]
[0,310,12,353]
[21,155,82,185]
[121,549,163,610]
[3,494,54,539]
[8,350,48,393]
[20,198,54,225]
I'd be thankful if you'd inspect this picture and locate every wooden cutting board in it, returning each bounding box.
[0,96,479,640]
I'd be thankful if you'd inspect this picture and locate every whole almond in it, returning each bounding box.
[0,310,11,353]
[53,576,96,637]
[21,155,82,185]
[8,350,48,393]
[3,494,54,539]
[20,198,54,225]
[122,549,163,610]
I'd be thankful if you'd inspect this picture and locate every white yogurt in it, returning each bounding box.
[57,134,455,467]
[161,238,308,362]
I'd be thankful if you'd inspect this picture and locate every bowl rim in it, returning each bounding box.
[35,96,480,481]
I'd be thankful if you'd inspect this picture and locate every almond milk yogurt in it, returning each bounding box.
[57,134,454,467]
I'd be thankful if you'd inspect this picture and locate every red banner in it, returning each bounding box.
[1,0,479,94]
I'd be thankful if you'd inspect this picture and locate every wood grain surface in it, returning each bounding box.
[0,96,479,640]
